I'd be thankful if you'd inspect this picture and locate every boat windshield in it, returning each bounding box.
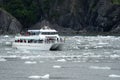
[41,32,57,35]
[29,32,40,35]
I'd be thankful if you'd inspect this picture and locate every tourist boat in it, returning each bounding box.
[12,26,65,50]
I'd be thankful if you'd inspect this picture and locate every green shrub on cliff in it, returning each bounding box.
[0,0,63,28]
[111,0,120,4]
[0,0,39,28]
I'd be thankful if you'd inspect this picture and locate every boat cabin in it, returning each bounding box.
[27,26,58,36]
[14,26,64,44]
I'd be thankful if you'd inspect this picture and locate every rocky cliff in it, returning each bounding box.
[0,0,120,34]
[31,20,75,34]
[0,8,22,34]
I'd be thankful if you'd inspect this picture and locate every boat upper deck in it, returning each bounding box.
[28,26,57,33]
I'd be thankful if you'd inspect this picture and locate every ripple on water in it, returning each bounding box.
[20,56,31,60]
[109,74,120,78]
[28,75,41,79]
[28,74,50,79]
[4,35,9,38]
[24,61,37,64]
[4,48,12,51]
[15,51,21,54]
[7,51,13,54]
[89,66,111,70]
[39,61,44,63]
[57,59,66,62]
[0,58,7,62]
[53,65,62,69]
[22,50,30,54]
[110,54,120,59]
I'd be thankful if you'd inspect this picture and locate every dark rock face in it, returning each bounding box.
[0,8,22,34]
[54,0,120,32]
[32,0,120,33]
[31,20,75,34]
[93,0,120,32]
[1,0,120,33]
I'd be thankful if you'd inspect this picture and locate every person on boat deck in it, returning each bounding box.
[20,39,22,42]
[60,38,63,42]
[24,40,26,43]
[26,32,30,36]
[57,38,59,42]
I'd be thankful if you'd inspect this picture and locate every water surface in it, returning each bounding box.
[0,35,120,80]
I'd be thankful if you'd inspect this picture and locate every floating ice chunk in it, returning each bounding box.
[53,65,61,68]
[28,75,41,79]
[98,42,109,45]
[83,52,94,55]
[15,51,21,53]
[91,55,102,58]
[0,58,6,62]
[94,46,103,48]
[40,74,50,79]
[104,52,111,54]
[110,54,120,58]
[39,61,44,63]
[24,61,37,64]
[9,55,18,58]
[94,60,99,62]
[57,59,66,62]
[7,51,12,53]
[5,48,11,51]
[89,66,111,70]
[73,61,81,63]
[29,74,50,79]
[22,50,30,53]
[21,56,30,59]
[5,42,12,45]
[109,74,120,78]
[85,46,89,49]
[4,35,9,38]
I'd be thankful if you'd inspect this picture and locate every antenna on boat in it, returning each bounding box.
[42,25,51,29]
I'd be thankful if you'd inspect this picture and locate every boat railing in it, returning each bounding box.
[14,38,65,44]
[18,32,40,36]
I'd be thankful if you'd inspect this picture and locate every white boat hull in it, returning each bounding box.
[12,42,54,50]
[12,26,65,51]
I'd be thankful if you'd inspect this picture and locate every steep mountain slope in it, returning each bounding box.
[0,8,22,34]
[0,0,120,33]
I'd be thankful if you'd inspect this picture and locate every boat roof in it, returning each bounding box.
[28,26,57,32]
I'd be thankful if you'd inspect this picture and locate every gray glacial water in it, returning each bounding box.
[0,35,120,80]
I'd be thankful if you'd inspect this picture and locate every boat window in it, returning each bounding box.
[38,40,43,43]
[35,32,40,35]
[29,32,40,35]
[33,40,38,43]
[41,32,57,35]
[28,40,33,43]
[27,39,43,43]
